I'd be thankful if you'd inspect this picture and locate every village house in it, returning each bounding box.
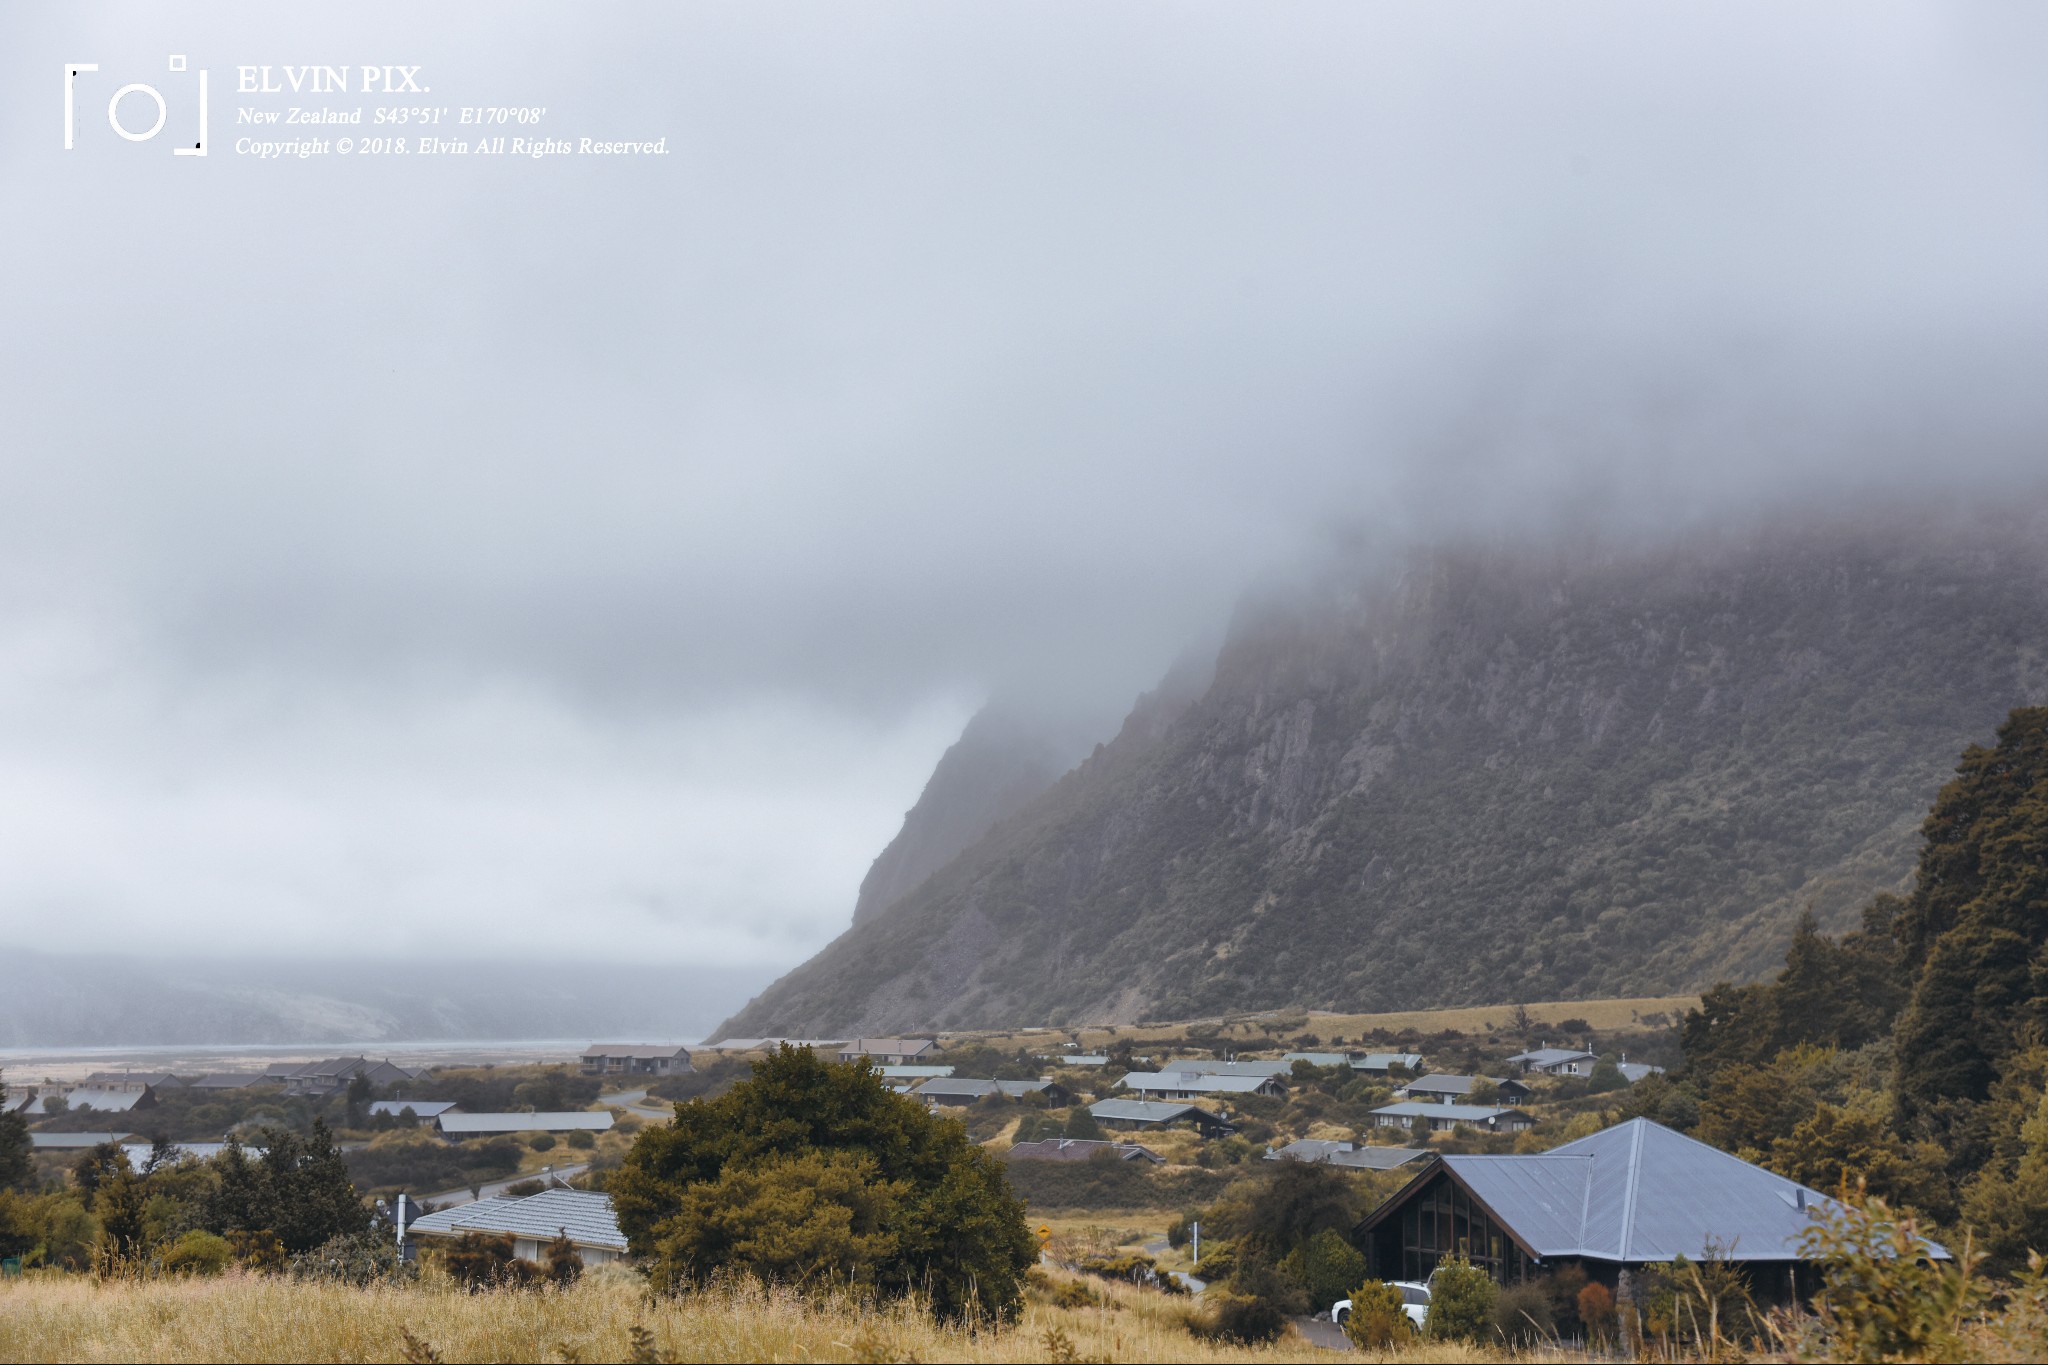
[1147,1058,1293,1078]
[81,1071,182,1093]
[1396,1074,1533,1106]
[837,1038,938,1065]
[61,1086,156,1113]
[1088,1098,1236,1138]
[1267,1139,1432,1172]
[578,1044,694,1078]
[1370,1101,1538,1134]
[1352,1119,1940,1299]
[1117,1070,1287,1102]
[1281,1052,1355,1068]
[1350,1052,1425,1075]
[404,1188,629,1266]
[910,1078,1075,1107]
[1505,1046,1599,1077]
[434,1111,614,1137]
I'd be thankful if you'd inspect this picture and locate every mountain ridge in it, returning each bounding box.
[718,504,2048,1038]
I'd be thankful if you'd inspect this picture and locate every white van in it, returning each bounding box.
[1331,1280,1431,1332]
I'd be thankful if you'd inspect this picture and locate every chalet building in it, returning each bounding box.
[1117,1070,1286,1102]
[433,1111,614,1137]
[1088,1098,1236,1138]
[578,1044,694,1077]
[81,1072,182,1093]
[62,1087,156,1113]
[1352,1119,1944,1299]
[837,1039,938,1065]
[1146,1058,1293,1078]
[1267,1139,1432,1172]
[404,1189,628,1266]
[1505,1047,1599,1077]
[1396,1074,1533,1106]
[910,1078,1075,1107]
[1370,1101,1537,1134]
[1350,1052,1425,1075]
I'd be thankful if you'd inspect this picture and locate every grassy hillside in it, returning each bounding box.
[723,505,2048,1036]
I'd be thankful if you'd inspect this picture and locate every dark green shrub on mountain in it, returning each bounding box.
[610,1045,1035,1323]
[1062,1107,1105,1140]
[1280,1226,1367,1309]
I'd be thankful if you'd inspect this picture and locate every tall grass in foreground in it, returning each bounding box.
[0,1269,1494,1365]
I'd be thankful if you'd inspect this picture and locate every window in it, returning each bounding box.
[1396,1174,1530,1284]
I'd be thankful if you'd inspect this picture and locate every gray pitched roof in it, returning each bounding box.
[1089,1098,1225,1125]
[1372,1101,1530,1122]
[1006,1139,1163,1164]
[1282,1052,1353,1067]
[1352,1052,1424,1071]
[581,1045,690,1059]
[1618,1062,1666,1084]
[876,1065,954,1078]
[1120,1071,1279,1094]
[1400,1074,1510,1097]
[369,1100,458,1117]
[1147,1058,1293,1077]
[31,1132,138,1148]
[1268,1139,1432,1171]
[406,1189,626,1252]
[63,1088,148,1112]
[1507,1047,1598,1067]
[1420,1118,1948,1264]
[435,1111,613,1134]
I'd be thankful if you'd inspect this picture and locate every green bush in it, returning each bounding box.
[1342,1279,1411,1349]
[530,1133,557,1151]
[612,1046,1035,1324]
[1798,1187,1979,1362]
[1194,1264,1302,1346]
[289,1229,415,1286]
[567,1129,596,1150]
[1424,1256,1497,1342]
[1280,1227,1367,1309]
[159,1228,234,1275]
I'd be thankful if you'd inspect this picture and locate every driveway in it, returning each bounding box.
[1292,1317,1353,1351]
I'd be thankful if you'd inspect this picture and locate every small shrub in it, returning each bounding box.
[1342,1279,1411,1349]
[1280,1227,1367,1309]
[1798,1187,1979,1363]
[290,1229,416,1286]
[530,1133,557,1152]
[1424,1256,1497,1342]
[504,1179,547,1198]
[1493,1279,1555,1347]
[566,1130,596,1150]
[1577,1279,1616,1344]
[1194,1262,1303,1345]
[441,1230,536,1290]
[159,1228,233,1276]
[543,1232,584,1285]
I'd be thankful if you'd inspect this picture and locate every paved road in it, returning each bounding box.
[1293,1317,1353,1351]
[422,1162,589,1209]
[600,1088,673,1121]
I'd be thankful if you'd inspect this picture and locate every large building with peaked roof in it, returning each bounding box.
[1353,1119,1946,1296]
[404,1189,628,1265]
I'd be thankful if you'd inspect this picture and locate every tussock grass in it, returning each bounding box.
[0,1267,1499,1364]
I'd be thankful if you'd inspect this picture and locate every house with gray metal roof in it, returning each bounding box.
[30,1131,140,1149]
[1088,1098,1235,1137]
[1353,1118,1944,1296]
[1505,1047,1599,1076]
[369,1100,459,1119]
[1057,1055,1110,1067]
[62,1087,154,1113]
[1617,1061,1666,1084]
[910,1078,1074,1106]
[404,1188,628,1265]
[435,1111,614,1136]
[579,1044,694,1077]
[1146,1058,1293,1079]
[1117,1070,1286,1101]
[1370,1101,1537,1134]
[1281,1052,1354,1069]
[1397,1074,1532,1105]
[1350,1053,1425,1075]
[876,1064,955,1080]
[1267,1139,1431,1172]
[838,1038,938,1065]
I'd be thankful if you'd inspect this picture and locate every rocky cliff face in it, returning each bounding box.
[852,703,1105,925]
[718,505,2048,1037]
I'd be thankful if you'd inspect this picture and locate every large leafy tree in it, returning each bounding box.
[611,1046,1035,1322]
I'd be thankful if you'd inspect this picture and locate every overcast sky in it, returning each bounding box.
[2,3,2046,981]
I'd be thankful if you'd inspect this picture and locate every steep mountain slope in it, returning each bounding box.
[719,506,2048,1037]
[853,703,1110,925]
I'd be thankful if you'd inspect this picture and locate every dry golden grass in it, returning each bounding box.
[0,1267,1503,1364]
